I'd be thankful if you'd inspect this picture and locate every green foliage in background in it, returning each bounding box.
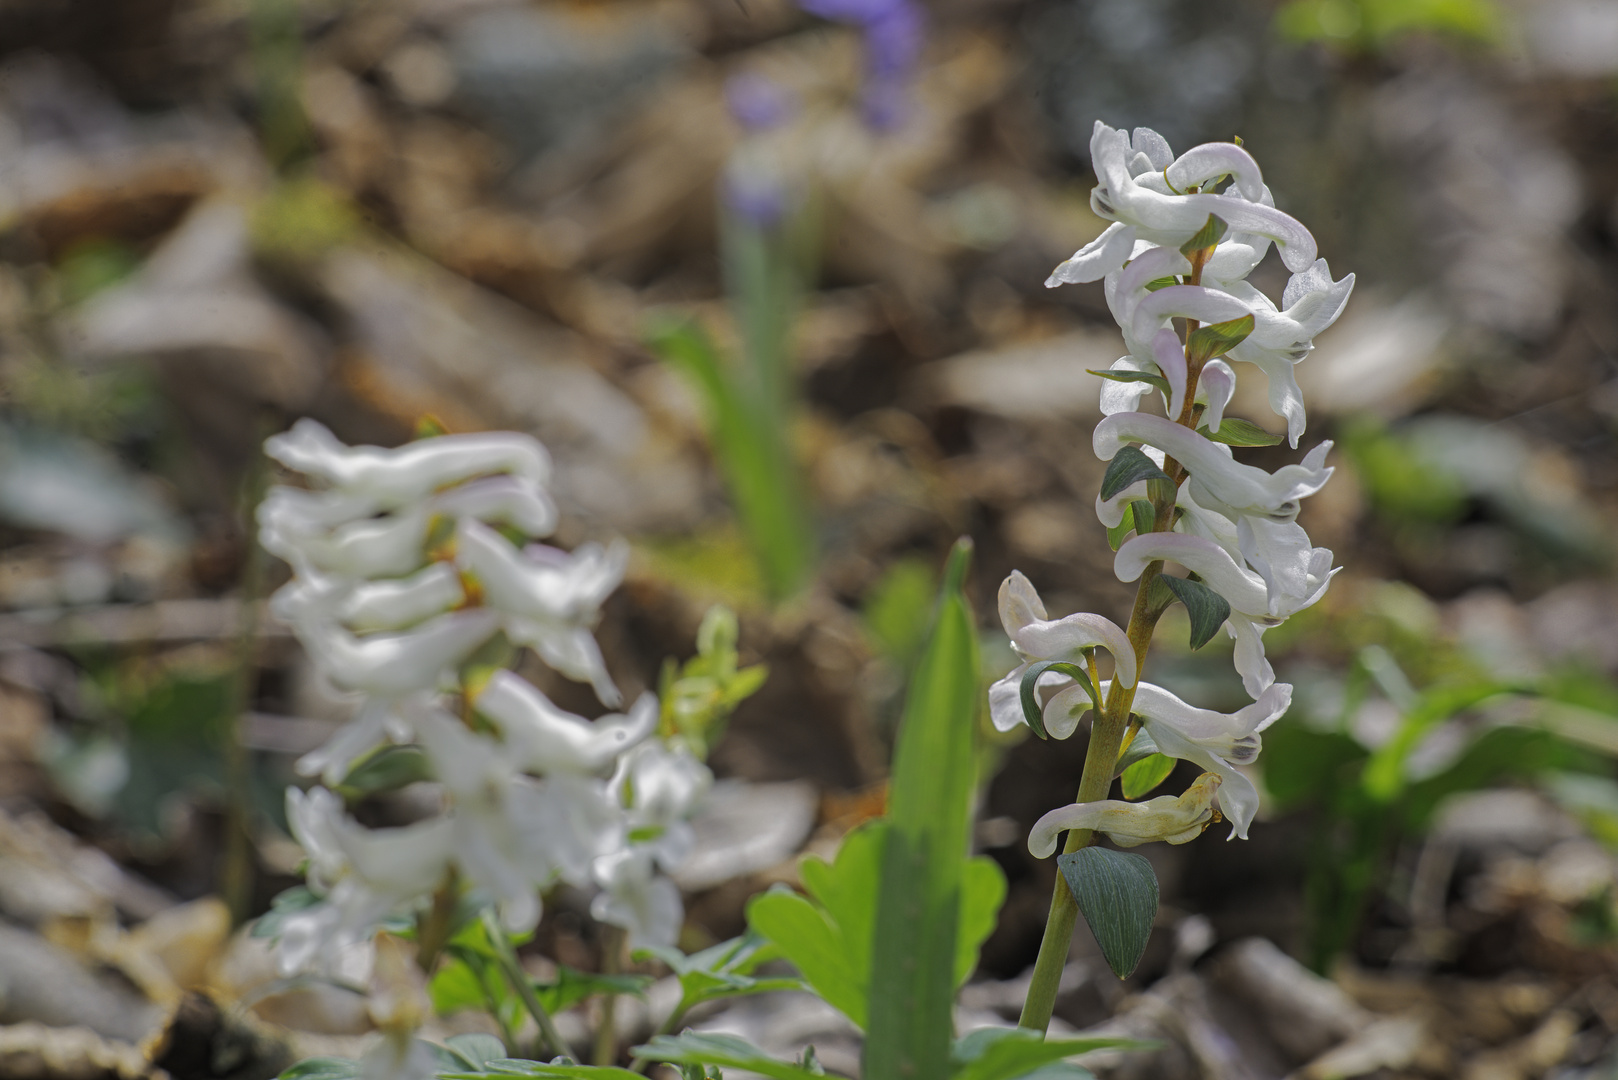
[1276,0,1501,51]
[658,605,768,758]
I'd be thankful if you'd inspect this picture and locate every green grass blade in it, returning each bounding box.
[864,538,983,1080]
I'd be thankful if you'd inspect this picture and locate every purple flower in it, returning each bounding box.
[797,0,924,130]
[725,72,795,133]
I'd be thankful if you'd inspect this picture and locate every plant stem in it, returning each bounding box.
[1018,565,1165,1032]
[594,926,625,1066]
[483,911,567,1060]
[628,997,691,1074]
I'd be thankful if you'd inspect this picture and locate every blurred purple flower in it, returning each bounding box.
[726,72,795,132]
[798,0,924,130]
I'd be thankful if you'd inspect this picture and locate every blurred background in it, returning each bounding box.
[3,0,1618,1075]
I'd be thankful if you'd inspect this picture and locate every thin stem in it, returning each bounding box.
[594,926,625,1066]
[483,911,567,1060]
[629,997,693,1074]
[416,870,459,974]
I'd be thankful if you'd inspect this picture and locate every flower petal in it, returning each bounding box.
[1115,532,1270,616]
[1047,222,1137,286]
[1027,772,1222,857]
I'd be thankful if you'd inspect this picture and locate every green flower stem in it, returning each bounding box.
[483,911,567,1060]
[594,926,625,1066]
[1018,561,1166,1032]
[628,1000,692,1075]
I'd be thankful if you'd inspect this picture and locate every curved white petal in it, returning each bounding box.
[476,671,657,776]
[1227,614,1275,698]
[1047,222,1137,287]
[1128,285,1253,353]
[1098,356,1157,417]
[1027,772,1222,858]
[998,570,1049,637]
[1167,142,1265,202]
[301,609,500,697]
[433,475,558,539]
[987,666,1028,733]
[1011,611,1138,689]
[1196,359,1236,433]
[1151,328,1188,421]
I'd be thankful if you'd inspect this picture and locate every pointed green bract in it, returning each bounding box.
[1196,417,1282,447]
[1178,214,1228,259]
[1057,847,1159,979]
[865,538,988,1080]
[1119,753,1177,799]
[1159,576,1231,650]
[1185,314,1255,365]
[1104,501,1155,552]
[1018,660,1101,740]
[1088,368,1171,396]
[1100,446,1172,502]
[1112,729,1161,777]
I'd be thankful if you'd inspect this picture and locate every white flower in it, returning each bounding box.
[1093,413,1332,524]
[265,418,551,512]
[613,739,713,867]
[292,608,502,698]
[1196,359,1236,434]
[1099,680,1293,840]
[1084,123,1318,272]
[987,572,1136,737]
[280,787,453,974]
[590,846,684,950]
[414,706,618,931]
[336,563,466,633]
[474,671,658,776]
[1027,772,1223,858]
[454,517,627,706]
[296,697,415,785]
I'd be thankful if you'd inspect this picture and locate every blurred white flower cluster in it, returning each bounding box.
[259,420,710,974]
[996,121,1354,849]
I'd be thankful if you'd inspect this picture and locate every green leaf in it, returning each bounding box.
[634,1032,833,1080]
[747,827,884,1027]
[635,933,801,1010]
[1018,660,1100,740]
[1185,314,1255,365]
[279,1059,360,1080]
[866,537,989,1080]
[1178,214,1228,259]
[1362,680,1517,802]
[335,745,434,800]
[251,885,321,941]
[533,966,654,1015]
[1196,418,1282,447]
[1143,275,1179,292]
[951,1027,1151,1080]
[1105,501,1156,552]
[1119,754,1177,800]
[1112,729,1161,777]
[1088,368,1171,396]
[646,316,815,603]
[444,1035,509,1071]
[1058,847,1159,979]
[862,557,939,669]
[1100,446,1171,502]
[1158,576,1231,650]
[440,1061,646,1079]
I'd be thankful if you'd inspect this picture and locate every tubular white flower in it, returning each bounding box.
[1151,328,1188,421]
[431,474,558,539]
[591,846,684,950]
[337,563,466,633]
[1102,680,1292,840]
[296,609,501,697]
[613,739,713,867]
[1165,141,1266,202]
[1115,533,1271,617]
[296,698,413,785]
[1127,285,1253,353]
[1098,355,1157,417]
[265,418,550,510]
[454,518,626,706]
[1028,772,1223,858]
[1094,413,1332,523]
[475,671,658,776]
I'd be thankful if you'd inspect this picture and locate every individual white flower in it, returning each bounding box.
[280,787,454,974]
[1215,258,1355,447]
[591,846,684,950]
[613,739,713,867]
[292,608,502,698]
[454,518,627,706]
[413,707,618,931]
[261,493,432,580]
[265,418,551,512]
[1196,359,1237,434]
[1097,681,1292,840]
[1027,772,1223,858]
[987,572,1137,737]
[1093,413,1332,524]
[474,671,658,776]
[296,697,416,785]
